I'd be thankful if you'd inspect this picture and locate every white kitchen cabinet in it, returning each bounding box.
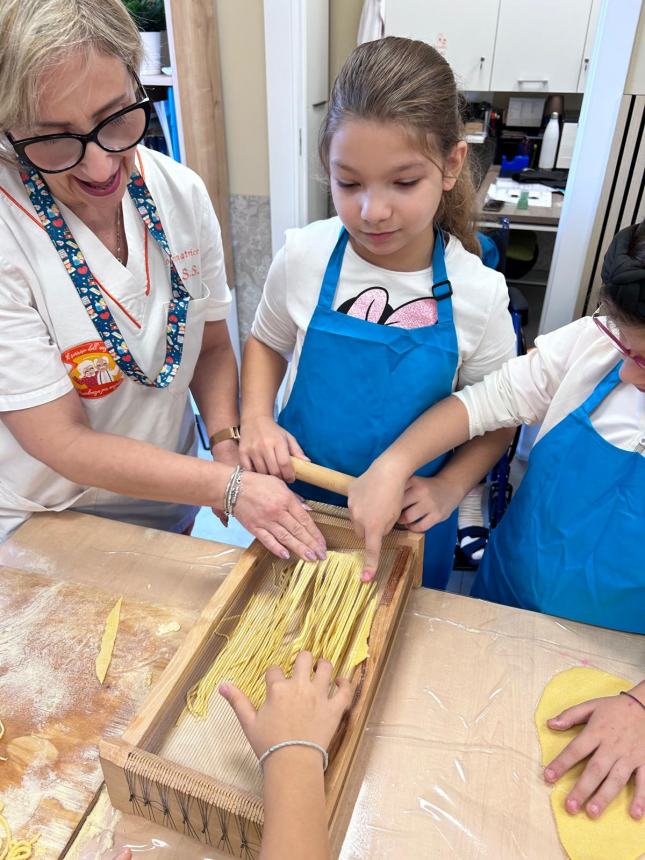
[490,0,593,92]
[385,0,599,93]
[577,0,601,92]
[384,0,500,91]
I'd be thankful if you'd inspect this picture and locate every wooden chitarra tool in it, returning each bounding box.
[101,457,424,859]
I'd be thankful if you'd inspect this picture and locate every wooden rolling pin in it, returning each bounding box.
[291,457,354,497]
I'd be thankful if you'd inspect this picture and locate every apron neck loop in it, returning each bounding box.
[317,225,454,320]
[581,361,624,417]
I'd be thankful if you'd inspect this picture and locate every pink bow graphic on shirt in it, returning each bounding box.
[338,287,438,329]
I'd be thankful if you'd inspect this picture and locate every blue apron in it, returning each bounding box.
[473,363,645,633]
[278,227,459,588]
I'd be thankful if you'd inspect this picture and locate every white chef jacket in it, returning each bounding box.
[0,146,231,539]
[454,316,645,454]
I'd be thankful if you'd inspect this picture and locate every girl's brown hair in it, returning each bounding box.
[319,36,480,255]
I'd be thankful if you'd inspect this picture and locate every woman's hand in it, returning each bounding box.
[234,470,326,562]
[544,688,645,819]
[219,651,352,760]
[348,461,407,582]
[398,475,463,532]
[239,415,309,483]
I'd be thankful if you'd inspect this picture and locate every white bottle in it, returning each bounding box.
[539,112,560,170]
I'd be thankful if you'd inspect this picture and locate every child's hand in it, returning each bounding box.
[398,475,463,532]
[544,687,645,820]
[240,415,309,483]
[219,651,352,760]
[348,462,407,581]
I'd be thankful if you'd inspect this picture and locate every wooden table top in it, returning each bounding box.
[2,512,643,859]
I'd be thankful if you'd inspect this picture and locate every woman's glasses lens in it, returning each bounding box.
[21,106,148,172]
[23,138,83,172]
[97,106,148,152]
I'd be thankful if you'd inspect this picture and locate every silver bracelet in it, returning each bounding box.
[258,740,329,772]
[223,465,244,517]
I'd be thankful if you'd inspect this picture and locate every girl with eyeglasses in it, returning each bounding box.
[0,0,326,562]
[349,221,645,822]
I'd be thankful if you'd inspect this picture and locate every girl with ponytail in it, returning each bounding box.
[241,37,516,588]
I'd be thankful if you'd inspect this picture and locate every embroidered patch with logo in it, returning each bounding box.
[61,340,123,399]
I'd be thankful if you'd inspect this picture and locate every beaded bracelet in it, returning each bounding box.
[620,690,645,711]
[223,465,244,517]
[258,739,329,771]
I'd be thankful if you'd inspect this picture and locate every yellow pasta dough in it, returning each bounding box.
[95,596,123,685]
[535,666,645,860]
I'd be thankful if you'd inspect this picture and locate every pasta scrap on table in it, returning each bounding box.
[95,597,123,685]
[0,719,6,762]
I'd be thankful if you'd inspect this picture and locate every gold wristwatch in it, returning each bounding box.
[208,426,241,448]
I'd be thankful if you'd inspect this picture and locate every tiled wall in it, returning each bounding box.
[229,194,272,345]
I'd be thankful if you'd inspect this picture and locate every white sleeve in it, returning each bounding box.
[199,184,232,322]
[454,324,582,437]
[457,272,517,388]
[0,255,73,411]
[250,246,299,358]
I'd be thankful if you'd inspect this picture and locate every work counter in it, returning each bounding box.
[0,512,642,859]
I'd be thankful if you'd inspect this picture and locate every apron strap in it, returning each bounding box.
[317,228,351,310]
[316,225,454,321]
[581,361,623,416]
[431,228,453,325]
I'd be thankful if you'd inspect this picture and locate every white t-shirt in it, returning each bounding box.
[454,316,645,454]
[0,146,231,539]
[251,217,517,405]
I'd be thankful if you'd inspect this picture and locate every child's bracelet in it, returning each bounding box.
[258,740,329,771]
[620,690,645,711]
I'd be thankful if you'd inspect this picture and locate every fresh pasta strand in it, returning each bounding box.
[0,800,39,860]
[186,551,377,716]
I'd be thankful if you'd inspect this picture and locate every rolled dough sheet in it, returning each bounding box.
[535,666,645,860]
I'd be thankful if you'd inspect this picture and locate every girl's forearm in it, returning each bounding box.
[436,426,516,499]
[260,748,329,860]
[191,326,240,439]
[241,335,287,421]
[375,395,472,477]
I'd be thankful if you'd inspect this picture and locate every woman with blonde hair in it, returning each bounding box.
[0,0,325,561]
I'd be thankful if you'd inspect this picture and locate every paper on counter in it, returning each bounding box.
[487,181,552,208]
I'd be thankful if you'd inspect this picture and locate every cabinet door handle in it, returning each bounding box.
[517,78,548,83]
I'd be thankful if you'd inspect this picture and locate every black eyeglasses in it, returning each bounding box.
[7,77,151,174]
